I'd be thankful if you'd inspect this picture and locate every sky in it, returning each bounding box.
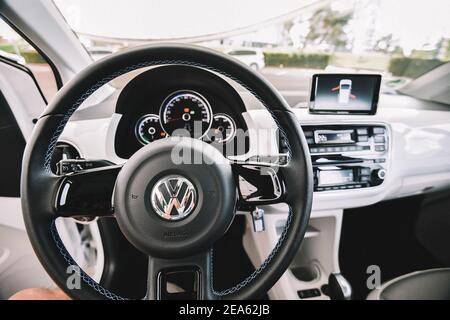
[376,0,450,53]
[1,0,450,53]
[54,0,320,40]
[54,0,450,52]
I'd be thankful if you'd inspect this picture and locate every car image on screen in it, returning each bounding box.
[337,79,353,104]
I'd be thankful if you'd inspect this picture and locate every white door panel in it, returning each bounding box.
[0,197,24,230]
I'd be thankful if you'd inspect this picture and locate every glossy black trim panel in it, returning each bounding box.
[54,165,121,218]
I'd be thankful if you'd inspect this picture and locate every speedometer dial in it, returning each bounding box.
[135,114,167,145]
[207,114,236,144]
[160,91,212,139]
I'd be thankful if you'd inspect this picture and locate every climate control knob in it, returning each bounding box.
[374,168,386,181]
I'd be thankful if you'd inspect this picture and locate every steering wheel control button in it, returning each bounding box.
[151,175,197,221]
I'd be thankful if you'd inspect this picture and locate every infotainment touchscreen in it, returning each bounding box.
[309,74,381,114]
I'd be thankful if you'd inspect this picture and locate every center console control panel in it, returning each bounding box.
[302,124,388,192]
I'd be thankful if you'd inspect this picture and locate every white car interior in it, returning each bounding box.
[0,0,449,300]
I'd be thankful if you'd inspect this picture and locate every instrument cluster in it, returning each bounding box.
[135,90,236,145]
[114,65,248,159]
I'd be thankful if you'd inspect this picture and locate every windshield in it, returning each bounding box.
[54,0,450,106]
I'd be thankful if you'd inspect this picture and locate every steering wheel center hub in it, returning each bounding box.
[150,174,197,221]
[114,137,236,258]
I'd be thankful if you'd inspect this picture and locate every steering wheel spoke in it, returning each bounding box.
[144,250,215,300]
[231,156,288,209]
[53,163,122,219]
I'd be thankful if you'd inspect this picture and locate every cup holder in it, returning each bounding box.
[290,262,321,282]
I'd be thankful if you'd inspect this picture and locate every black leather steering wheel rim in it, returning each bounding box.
[21,43,313,300]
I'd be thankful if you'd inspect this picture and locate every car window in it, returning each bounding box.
[0,17,58,102]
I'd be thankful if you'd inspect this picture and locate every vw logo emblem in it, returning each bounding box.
[150,175,197,221]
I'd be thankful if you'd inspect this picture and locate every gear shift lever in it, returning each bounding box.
[322,273,352,300]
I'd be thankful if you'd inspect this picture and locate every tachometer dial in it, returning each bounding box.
[207,113,236,144]
[160,91,212,139]
[135,114,167,145]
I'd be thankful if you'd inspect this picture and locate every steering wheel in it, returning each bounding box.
[21,44,313,300]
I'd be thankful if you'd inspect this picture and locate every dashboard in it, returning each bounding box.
[114,65,249,159]
[58,69,450,212]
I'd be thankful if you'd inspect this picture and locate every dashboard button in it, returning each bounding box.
[373,127,385,134]
[357,128,368,135]
[298,289,321,299]
[357,135,368,142]
[375,145,385,152]
[360,167,371,175]
[304,131,314,137]
[374,135,385,143]
[306,138,315,144]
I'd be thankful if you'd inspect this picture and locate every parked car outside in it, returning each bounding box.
[225,48,265,70]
